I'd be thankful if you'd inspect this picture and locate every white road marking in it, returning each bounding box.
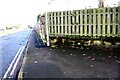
[2,30,31,79]
[10,46,25,76]
[3,46,23,79]
[10,37,29,76]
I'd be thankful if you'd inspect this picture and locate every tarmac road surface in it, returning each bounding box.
[0,28,32,78]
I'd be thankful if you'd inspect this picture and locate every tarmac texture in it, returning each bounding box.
[22,31,119,79]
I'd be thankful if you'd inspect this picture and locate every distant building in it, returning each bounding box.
[98,0,105,8]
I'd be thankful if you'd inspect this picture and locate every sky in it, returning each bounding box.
[0,0,120,28]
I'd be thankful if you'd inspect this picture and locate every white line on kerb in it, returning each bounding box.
[3,47,23,79]
[10,46,25,76]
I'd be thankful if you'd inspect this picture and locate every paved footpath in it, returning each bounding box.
[20,31,120,79]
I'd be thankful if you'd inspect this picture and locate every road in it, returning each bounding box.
[0,28,32,78]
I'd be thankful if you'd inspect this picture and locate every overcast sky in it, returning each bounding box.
[0,0,119,28]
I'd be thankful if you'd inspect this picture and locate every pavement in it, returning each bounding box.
[20,31,120,79]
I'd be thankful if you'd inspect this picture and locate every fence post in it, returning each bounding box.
[45,12,50,46]
[118,3,120,37]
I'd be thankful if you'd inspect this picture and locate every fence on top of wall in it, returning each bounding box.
[46,6,120,39]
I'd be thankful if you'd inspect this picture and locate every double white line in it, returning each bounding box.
[2,46,25,79]
[2,31,31,79]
